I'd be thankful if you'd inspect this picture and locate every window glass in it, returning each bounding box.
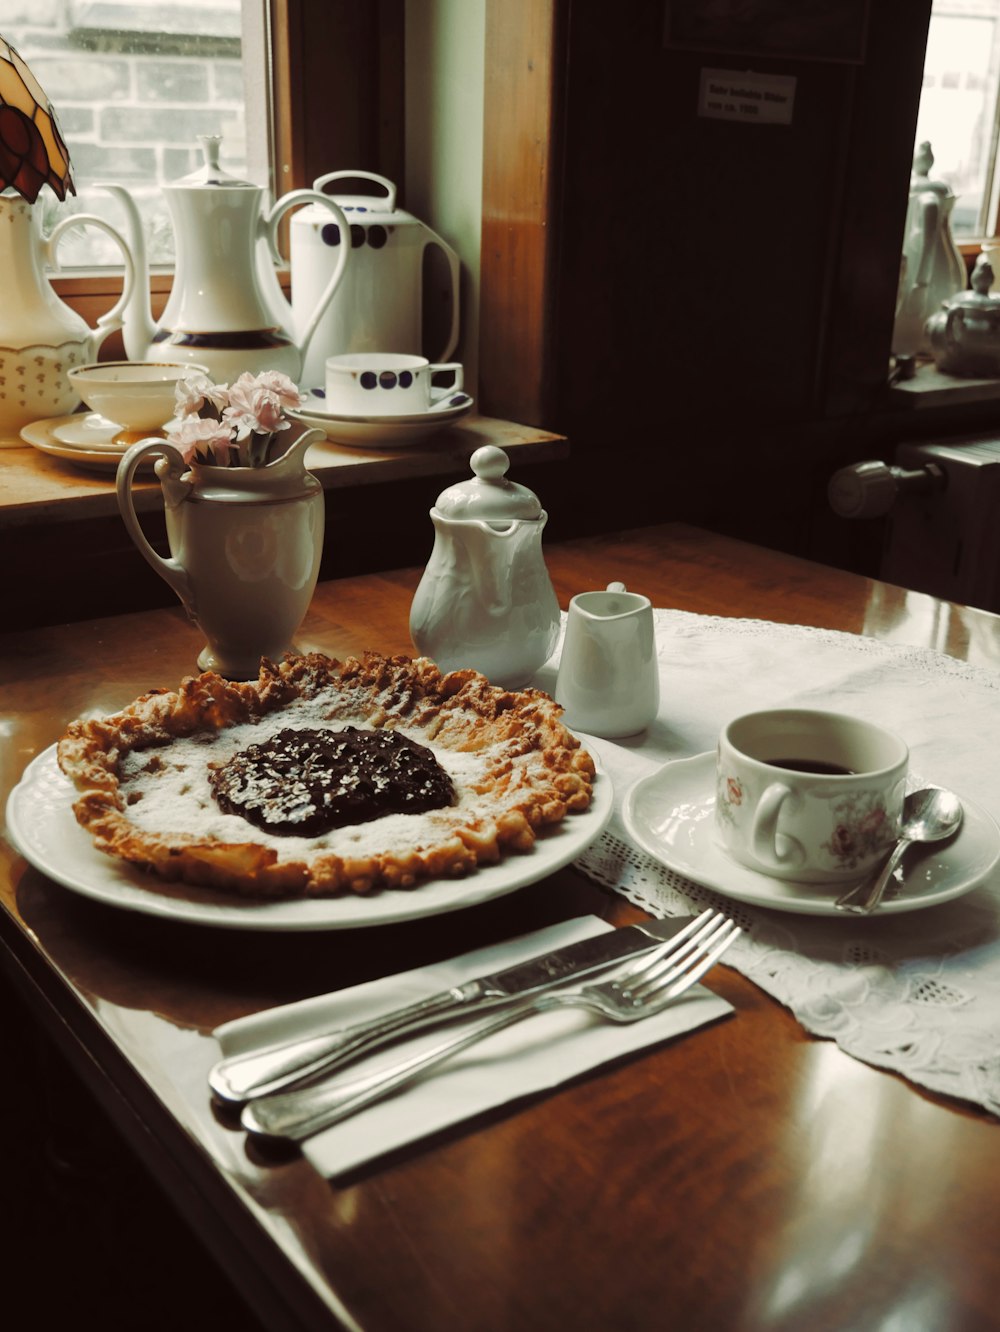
[914,1,1000,237]
[3,0,255,267]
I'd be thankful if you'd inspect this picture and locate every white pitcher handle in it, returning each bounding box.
[264,191,352,370]
[116,441,194,608]
[45,214,136,354]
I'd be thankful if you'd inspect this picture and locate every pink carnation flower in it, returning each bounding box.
[247,370,301,411]
[168,415,234,465]
[174,372,229,419]
[224,387,290,441]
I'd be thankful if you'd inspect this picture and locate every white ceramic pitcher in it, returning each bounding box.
[0,193,134,438]
[555,583,659,738]
[116,429,326,679]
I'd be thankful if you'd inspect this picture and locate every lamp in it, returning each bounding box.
[0,34,74,201]
[0,33,131,443]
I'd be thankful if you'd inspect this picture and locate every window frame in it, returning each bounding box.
[51,0,405,321]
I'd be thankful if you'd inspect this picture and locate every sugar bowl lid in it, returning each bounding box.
[433,446,543,522]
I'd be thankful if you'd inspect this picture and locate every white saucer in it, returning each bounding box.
[622,752,1000,917]
[20,415,152,471]
[289,392,474,448]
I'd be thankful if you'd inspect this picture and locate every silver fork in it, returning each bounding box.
[241,913,742,1144]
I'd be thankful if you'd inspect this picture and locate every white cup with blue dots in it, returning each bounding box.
[324,352,464,418]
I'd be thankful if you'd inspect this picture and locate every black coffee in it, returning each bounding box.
[766,758,855,776]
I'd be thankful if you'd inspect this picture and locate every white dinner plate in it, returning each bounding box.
[289,393,474,447]
[6,745,612,931]
[623,751,1000,917]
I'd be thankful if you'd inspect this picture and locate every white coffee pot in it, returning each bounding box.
[410,446,560,688]
[99,137,351,383]
[892,141,967,359]
[288,170,460,391]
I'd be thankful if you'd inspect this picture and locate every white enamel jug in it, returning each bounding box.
[289,170,461,391]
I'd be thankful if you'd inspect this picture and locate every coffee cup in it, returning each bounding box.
[324,353,463,417]
[715,708,908,882]
[555,582,659,738]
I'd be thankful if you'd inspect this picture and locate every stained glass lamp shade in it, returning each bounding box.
[0,34,74,202]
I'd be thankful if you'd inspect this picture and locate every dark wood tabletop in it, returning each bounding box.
[3,523,1000,1332]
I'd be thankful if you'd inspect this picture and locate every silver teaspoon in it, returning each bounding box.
[835,787,964,915]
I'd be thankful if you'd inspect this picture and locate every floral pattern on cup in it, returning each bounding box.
[821,792,894,871]
[716,773,745,825]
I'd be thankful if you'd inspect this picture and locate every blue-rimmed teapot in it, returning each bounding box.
[100,136,351,383]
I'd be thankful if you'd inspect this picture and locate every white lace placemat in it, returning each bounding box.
[534,610,1000,1119]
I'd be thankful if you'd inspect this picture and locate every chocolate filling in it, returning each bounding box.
[209,726,455,836]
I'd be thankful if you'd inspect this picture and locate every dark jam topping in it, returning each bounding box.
[209,726,455,837]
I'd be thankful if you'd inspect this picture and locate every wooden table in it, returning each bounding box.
[3,524,999,1332]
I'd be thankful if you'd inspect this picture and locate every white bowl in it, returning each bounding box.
[68,361,210,436]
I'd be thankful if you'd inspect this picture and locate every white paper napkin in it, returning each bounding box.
[215,915,734,1178]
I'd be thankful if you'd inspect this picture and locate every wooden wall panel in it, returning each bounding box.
[479,0,562,426]
[271,0,404,190]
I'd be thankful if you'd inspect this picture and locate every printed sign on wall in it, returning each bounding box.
[698,68,796,125]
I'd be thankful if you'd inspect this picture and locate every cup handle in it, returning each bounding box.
[427,363,464,405]
[116,441,194,610]
[751,782,805,871]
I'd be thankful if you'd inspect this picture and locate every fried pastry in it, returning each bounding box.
[56,652,595,899]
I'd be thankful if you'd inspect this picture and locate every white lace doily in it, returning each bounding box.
[535,610,1000,1119]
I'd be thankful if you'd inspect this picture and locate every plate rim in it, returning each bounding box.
[290,396,474,428]
[622,750,1000,917]
[7,744,612,932]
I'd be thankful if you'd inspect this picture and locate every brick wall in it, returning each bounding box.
[4,0,246,266]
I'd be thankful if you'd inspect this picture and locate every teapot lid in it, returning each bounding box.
[910,141,954,199]
[942,253,1000,310]
[172,135,255,189]
[433,446,543,522]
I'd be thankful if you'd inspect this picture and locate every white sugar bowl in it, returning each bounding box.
[409,446,560,688]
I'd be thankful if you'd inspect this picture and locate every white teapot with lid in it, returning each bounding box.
[100,136,351,382]
[409,446,560,688]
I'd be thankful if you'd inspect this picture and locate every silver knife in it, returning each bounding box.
[209,913,703,1107]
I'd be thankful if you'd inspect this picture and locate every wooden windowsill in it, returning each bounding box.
[0,415,567,529]
[889,358,1000,408]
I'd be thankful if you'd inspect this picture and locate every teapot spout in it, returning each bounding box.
[97,182,158,361]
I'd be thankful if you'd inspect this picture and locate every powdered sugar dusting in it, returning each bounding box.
[118,689,533,863]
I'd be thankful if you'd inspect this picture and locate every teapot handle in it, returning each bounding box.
[312,169,397,212]
[263,191,352,371]
[422,231,461,362]
[116,441,194,609]
[45,214,136,355]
